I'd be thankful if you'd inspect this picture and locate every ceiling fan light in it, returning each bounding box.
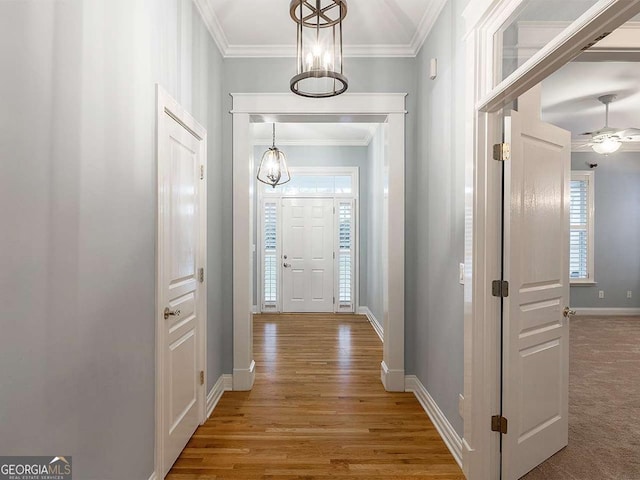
[591,137,621,155]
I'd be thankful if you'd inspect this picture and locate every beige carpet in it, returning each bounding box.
[522,316,640,480]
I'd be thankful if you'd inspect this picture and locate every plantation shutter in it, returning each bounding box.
[569,174,593,281]
[263,201,279,310]
[336,200,355,312]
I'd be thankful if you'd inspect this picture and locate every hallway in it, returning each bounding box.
[167,314,464,479]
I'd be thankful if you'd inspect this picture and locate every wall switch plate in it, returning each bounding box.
[430,58,438,79]
[599,290,605,299]
[458,394,464,417]
[459,263,465,285]
[628,291,632,299]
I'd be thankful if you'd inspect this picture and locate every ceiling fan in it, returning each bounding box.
[578,94,640,155]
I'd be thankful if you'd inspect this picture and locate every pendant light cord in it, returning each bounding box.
[272,123,276,148]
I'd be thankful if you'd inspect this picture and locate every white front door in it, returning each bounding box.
[502,86,571,480]
[158,100,206,477]
[282,198,334,312]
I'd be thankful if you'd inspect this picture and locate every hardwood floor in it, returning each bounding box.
[167,313,464,479]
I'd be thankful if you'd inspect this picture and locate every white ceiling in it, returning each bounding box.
[541,61,640,143]
[251,122,378,146]
[194,0,448,57]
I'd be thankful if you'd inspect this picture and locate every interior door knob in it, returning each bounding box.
[563,307,576,318]
[164,307,181,320]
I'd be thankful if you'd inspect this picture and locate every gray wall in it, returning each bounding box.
[364,127,386,323]
[409,0,469,436]
[251,144,369,307]
[221,57,417,373]
[0,1,225,478]
[571,152,640,308]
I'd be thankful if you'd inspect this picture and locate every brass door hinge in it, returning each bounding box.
[491,415,508,434]
[492,280,509,298]
[493,143,510,161]
[198,267,204,283]
[200,165,204,180]
[199,371,204,386]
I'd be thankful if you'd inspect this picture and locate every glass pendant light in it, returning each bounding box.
[257,124,291,188]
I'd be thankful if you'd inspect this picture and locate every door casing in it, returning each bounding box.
[231,94,406,393]
[155,85,208,478]
[462,1,640,479]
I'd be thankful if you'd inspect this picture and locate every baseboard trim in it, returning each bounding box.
[252,305,259,314]
[576,307,640,316]
[358,306,383,341]
[206,374,234,419]
[148,472,157,480]
[405,375,463,469]
[233,360,256,391]
[380,361,405,392]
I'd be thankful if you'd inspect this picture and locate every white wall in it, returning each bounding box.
[0,1,224,478]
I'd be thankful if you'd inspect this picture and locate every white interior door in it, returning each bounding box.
[158,100,206,477]
[282,198,334,312]
[502,86,571,480]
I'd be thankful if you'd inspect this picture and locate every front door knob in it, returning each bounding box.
[283,263,291,268]
[164,307,181,320]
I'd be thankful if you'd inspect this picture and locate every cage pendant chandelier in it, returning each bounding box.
[290,0,348,98]
[257,124,291,188]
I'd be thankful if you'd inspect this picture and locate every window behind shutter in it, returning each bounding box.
[569,173,594,282]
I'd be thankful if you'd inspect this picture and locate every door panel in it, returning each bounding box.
[502,86,570,480]
[160,113,203,476]
[282,198,334,312]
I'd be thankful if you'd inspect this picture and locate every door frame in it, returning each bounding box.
[155,85,208,477]
[257,166,360,314]
[231,93,406,392]
[462,1,640,478]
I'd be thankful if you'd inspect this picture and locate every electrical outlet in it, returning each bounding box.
[599,290,605,299]
[627,291,632,299]
[459,263,465,285]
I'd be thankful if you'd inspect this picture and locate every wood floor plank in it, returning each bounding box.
[167,314,464,479]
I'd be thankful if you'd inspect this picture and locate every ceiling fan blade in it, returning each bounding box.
[615,128,640,141]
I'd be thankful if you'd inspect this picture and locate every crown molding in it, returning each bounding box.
[192,0,229,56]
[222,44,425,58]
[410,0,449,56]
[193,0,448,58]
